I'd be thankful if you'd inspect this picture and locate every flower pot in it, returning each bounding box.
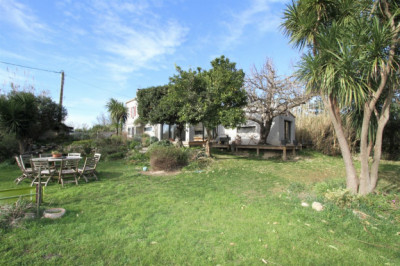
[52,154,62,158]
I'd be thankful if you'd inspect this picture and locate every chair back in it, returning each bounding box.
[39,153,52,158]
[31,160,51,172]
[61,158,79,171]
[20,154,32,169]
[83,157,97,169]
[68,153,81,157]
[94,153,101,163]
[15,156,25,171]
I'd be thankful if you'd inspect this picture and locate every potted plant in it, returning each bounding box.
[51,150,62,158]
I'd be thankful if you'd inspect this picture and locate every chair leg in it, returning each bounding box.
[15,174,25,184]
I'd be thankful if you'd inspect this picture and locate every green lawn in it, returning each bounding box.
[0,151,399,265]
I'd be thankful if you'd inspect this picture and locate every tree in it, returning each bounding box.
[282,0,400,194]
[0,91,66,154]
[0,92,37,154]
[244,58,311,144]
[137,85,187,146]
[177,56,247,156]
[106,98,127,136]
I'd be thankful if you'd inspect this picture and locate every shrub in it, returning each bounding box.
[65,139,93,156]
[106,152,126,161]
[127,150,147,164]
[0,134,19,163]
[148,145,188,171]
[324,188,361,208]
[0,199,35,229]
[129,140,142,150]
[111,135,124,145]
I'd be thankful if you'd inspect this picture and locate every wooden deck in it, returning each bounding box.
[234,144,302,160]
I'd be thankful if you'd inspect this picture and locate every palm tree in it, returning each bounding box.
[0,92,38,154]
[282,0,400,194]
[106,98,128,136]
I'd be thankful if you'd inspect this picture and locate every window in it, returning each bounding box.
[237,126,256,134]
[284,120,291,141]
[144,127,153,132]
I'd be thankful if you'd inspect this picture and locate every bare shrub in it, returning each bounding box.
[149,146,188,171]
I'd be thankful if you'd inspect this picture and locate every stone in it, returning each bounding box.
[301,202,309,207]
[312,202,324,211]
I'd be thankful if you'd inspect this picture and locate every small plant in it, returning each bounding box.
[0,199,35,229]
[148,145,188,171]
[51,150,62,157]
[324,188,361,208]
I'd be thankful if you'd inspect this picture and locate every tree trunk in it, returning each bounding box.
[369,90,392,193]
[205,128,212,157]
[258,118,273,145]
[323,96,359,193]
[358,102,373,195]
[18,140,25,155]
[175,123,184,147]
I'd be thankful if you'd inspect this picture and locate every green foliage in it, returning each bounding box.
[0,91,66,155]
[137,86,169,124]
[105,152,125,161]
[106,98,127,136]
[148,145,188,171]
[129,140,141,150]
[0,134,19,162]
[324,188,361,208]
[127,150,147,164]
[65,139,94,156]
[110,135,125,145]
[175,56,247,130]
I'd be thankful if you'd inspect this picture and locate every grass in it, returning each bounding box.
[0,150,399,265]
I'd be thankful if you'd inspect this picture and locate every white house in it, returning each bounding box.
[124,98,296,146]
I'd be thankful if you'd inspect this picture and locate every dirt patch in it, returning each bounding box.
[141,170,181,176]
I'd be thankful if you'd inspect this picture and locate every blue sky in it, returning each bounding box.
[0,0,301,128]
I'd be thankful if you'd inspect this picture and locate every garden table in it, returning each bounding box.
[31,157,82,186]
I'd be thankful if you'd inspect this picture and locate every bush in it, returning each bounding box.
[127,150,147,164]
[324,188,361,208]
[0,199,35,229]
[111,135,124,145]
[129,140,142,150]
[106,152,126,161]
[0,134,19,163]
[148,145,188,171]
[65,139,94,156]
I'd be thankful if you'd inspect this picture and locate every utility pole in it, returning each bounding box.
[59,71,64,124]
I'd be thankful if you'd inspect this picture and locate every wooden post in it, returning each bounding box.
[58,71,65,124]
[36,167,42,217]
[282,147,287,161]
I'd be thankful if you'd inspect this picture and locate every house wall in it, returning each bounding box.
[125,97,296,145]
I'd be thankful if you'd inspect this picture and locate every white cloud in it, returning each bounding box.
[0,0,50,41]
[87,2,189,84]
[220,0,287,50]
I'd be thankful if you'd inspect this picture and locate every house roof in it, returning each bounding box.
[126,98,136,104]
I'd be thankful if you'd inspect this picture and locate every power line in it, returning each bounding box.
[66,74,133,99]
[0,60,62,74]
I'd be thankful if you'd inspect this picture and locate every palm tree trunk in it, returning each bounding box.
[323,96,359,193]
[359,102,373,195]
[369,89,393,193]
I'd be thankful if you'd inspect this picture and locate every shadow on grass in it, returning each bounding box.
[97,171,123,180]
[212,148,318,163]
[378,163,400,193]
